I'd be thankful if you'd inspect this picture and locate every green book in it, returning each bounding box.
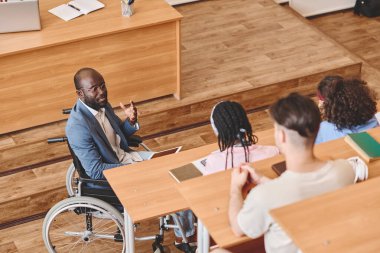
[345,132,380,162]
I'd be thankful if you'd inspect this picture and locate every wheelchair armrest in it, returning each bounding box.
[127,135,143,147]
[79,177,111,187]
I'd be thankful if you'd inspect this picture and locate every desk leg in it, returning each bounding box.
[197,219,210,253]
[124,208,135,253]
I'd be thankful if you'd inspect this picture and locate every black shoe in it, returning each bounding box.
[174,242,197,253]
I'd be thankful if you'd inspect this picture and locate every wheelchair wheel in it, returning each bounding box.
[42,196,125,253]
[65,163,78,197]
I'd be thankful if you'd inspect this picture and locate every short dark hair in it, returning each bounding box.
[269,93,321,139]
[321,78,377,129]
[73,67,99,90]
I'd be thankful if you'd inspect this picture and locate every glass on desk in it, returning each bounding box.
[121,0,134,17]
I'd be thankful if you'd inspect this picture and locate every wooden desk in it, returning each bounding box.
[103,128,275,252]
[270,176,380,253]
[178,127,380,253]
[0,0,182,134]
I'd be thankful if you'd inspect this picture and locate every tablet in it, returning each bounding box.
[149,146,182,159]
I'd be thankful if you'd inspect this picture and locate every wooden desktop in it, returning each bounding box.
[270,176,380,253]
[178,127,380,253]
[103,128,276,252]
[0,0,182,134]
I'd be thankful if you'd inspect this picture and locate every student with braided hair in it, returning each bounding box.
[204,101,279,175]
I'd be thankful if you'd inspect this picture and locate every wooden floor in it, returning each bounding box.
[309,9,380,94]
[2,1,380,253]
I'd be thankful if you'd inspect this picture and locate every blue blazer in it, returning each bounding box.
[66,100,138,179]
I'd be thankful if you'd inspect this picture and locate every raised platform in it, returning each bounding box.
[4,0,358,136]
[134,0,362,137]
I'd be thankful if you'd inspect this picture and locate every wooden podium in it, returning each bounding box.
[0,0,182,134]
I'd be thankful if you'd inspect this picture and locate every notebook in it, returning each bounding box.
[344,132,380,162]
[271,161,287,176]
[49,0,104,21]
[169,163,203,183]
[0,0,41,33]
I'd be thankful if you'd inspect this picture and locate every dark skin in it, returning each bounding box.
[76,70,138,124]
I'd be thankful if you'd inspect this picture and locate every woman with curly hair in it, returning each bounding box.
[204,101,279,175]
[315,76,379,144]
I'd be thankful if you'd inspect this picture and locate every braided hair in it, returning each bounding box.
[211,101,258,169]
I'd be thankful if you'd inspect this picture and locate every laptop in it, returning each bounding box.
[0,0,41,34]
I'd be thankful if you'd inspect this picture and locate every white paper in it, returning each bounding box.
[69,0,104,15]
[48,4,82,21]
[49,0,104,21]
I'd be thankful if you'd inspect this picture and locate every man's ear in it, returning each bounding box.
[76,89,83,98]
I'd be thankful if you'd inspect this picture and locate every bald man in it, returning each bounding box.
[66,67,143,180]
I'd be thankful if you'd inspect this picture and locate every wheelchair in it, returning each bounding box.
[42,110,195,253]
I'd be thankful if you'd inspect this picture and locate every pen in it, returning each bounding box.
[68,4,80,11]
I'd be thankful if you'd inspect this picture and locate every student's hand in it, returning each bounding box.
[230,167,249,194]
[241,163,269,185]
[120,101,138,125]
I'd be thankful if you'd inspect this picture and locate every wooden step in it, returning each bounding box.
[0,160,71,225]
[0,110,273,225]
[0,60,359,176]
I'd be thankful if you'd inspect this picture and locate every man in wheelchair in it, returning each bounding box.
[66,67,144,180]
[63,67,196,252]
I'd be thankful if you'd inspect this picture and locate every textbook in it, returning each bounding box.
[169,163,203,183]
[344,132,380,162]
[49,0,104,21]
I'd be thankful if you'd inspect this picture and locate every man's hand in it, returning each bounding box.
[120,101,138,125]
[230,167,249,194]
[241,163,270,185]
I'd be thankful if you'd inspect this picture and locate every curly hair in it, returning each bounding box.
[320,78,377,130]
[317,75,343,100]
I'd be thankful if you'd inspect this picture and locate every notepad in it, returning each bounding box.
[169,163,203,183]
[345,132,380,162]
[49,0,104,21]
